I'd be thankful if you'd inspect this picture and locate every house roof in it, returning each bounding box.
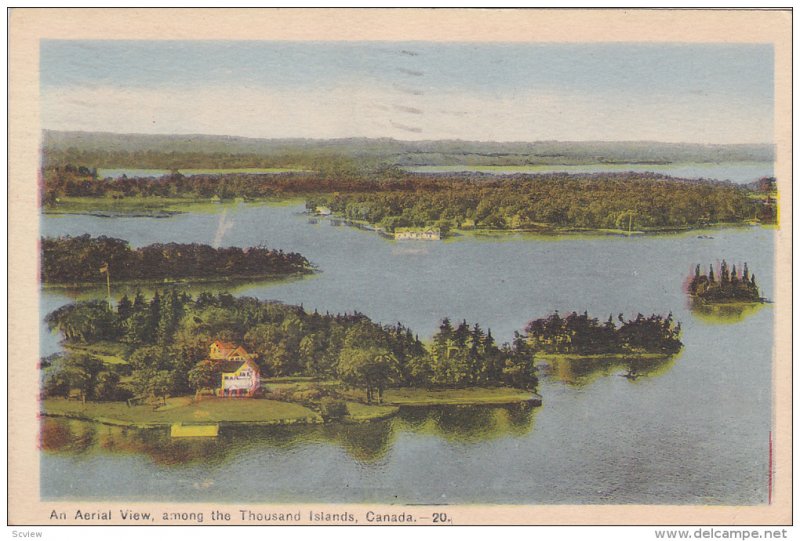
[217,360,250,374]
[228,345,252,359]
[395,227,440,233]
[211,341,253,359]
[212,340,236,351]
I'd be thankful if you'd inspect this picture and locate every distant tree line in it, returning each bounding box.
[41,235,311,284]
[524,311,683,355]
[688,261,761,303]
[40,132,775,169]
[42,165,775,230]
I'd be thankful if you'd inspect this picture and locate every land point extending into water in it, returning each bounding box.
[43,153,778,237]
[42,288,681,433]
[41,386,542,429]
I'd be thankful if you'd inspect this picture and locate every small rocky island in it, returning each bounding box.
[688,261,762,303]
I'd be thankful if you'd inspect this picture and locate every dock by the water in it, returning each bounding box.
[170,423,219,438]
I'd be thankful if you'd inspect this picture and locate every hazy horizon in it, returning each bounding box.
[41,41,774,145]
[42,128,776,149]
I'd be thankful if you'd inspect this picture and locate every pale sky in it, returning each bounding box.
[40,41,774,144]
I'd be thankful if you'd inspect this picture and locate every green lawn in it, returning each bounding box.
[536,353,673,362]
[45,196,308,215]
[341,386,541,407]
[43,384,541,429]
[65,342,129,365]
[262,378,339,391]
[178,168,310,175]
[344,402,399,422]
[42,397,322,427]
[45,196,206,214]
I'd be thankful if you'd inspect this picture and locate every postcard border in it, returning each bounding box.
[8,7,793,526]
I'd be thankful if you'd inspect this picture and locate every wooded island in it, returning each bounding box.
[42,235,312,284]
[42,289,682,426]
[688,261,762,303]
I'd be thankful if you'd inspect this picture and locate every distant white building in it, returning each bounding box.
[394,227,441,241]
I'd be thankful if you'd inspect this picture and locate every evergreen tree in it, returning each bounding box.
[120,289,155,345]
[156,289,183,346]
[432,318,454,361]
[454,320,470,348]
[148,290,162,339]
[116,294,133,321]
[720,260,729,285]
[131,289,145,308]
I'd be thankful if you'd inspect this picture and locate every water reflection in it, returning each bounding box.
[689,300,767,325]
[540,355,677,387]
[322,422,394,463]
[41,403,538,467]
[42,419,235,466]
[41,418,98,454]
[395,403,538,443]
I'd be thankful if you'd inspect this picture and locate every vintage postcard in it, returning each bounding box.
[8,8,792,527]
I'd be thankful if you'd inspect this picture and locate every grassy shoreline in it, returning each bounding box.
[44,196,767,237]
[318,214,762,240]
[42,397,324,428]
[689,297,768,306]
[43,196,305,215]
[535,353,674,362]
[42,269,314,289]
[339,387,543,407]
[41,385,540,429]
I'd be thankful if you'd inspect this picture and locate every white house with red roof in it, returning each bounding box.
[207,341,261,397]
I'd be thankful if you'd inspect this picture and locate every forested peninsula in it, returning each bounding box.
[43,164,777,235]
[305,173,777,235]
[42,287,682,426]
[41,131,777,235]
[42,235,312,285]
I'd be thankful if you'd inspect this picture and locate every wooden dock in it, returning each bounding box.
[170,423,219,438]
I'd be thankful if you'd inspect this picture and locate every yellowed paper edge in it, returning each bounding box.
[8,8,792,526]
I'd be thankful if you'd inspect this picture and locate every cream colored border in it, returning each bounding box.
[8,8,792,526]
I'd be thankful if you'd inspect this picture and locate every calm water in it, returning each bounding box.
[406,161,773,184]
[40,201,774,504]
